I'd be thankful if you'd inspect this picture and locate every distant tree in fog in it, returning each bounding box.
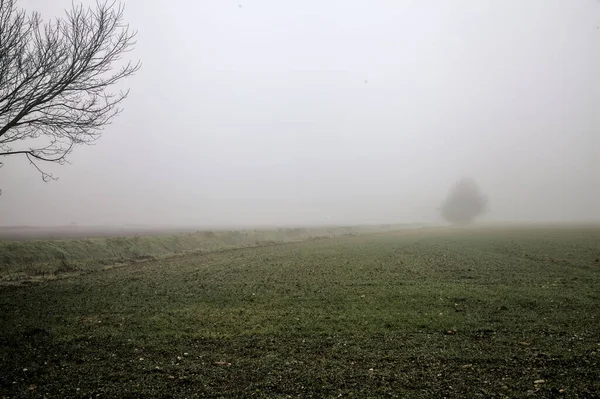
[440,178,487,225]
[0,0,139,181]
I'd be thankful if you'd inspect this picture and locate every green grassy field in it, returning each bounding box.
[1,227,599,398]
[0,225,398,282]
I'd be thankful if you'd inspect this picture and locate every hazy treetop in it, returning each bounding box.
[440,178,487,225]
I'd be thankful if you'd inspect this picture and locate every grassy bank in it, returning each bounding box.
[0,225,405,281]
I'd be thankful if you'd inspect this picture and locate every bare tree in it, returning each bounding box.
[440,178,488,225]
[0,0,140,181]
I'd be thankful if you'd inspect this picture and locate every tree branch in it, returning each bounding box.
[0,0,139,181]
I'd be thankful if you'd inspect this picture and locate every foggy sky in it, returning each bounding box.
[1,0,599,227]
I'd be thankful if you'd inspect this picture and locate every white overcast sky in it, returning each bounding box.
[1,0,599,226]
